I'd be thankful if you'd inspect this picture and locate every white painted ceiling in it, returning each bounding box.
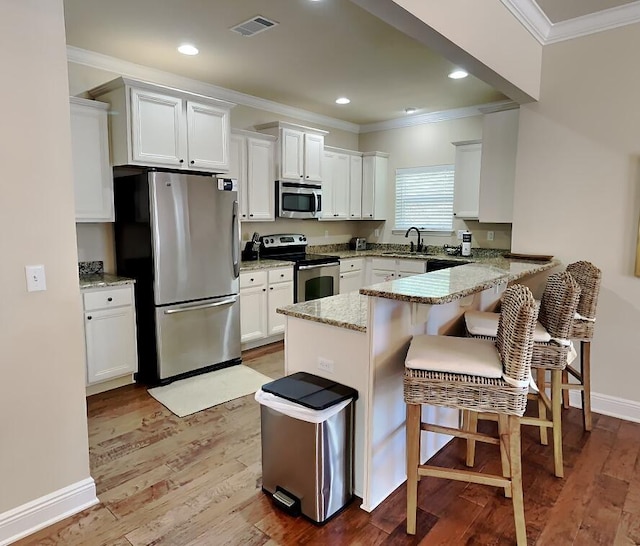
[62,0,636,126]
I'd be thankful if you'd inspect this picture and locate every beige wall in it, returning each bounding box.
[391,0,542,101]
[0,0,91,514]
[359,119,512,249]
[512,23,640,404]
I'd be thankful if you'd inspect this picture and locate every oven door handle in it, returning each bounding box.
[298,262,339,271]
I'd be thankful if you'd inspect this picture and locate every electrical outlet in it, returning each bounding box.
[324,230,329,238]
[487,231,495,241]
[374,229,380,237]
[318,357,334,373]
[457,230,465,240]
[25,264,46,292]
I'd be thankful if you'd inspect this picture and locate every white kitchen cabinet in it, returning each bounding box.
[90,77,234,173]
[368,257,426,284]
[339,258,365,293]
[349,154,363,219]
[240,266,293,346]
[239,271,268,343]
[452,140,482,220]
[478,108,519,223]
[70,97,114,222]
[83,284,138,385]
[362,151,389,220]
[255,121,327,183]
[231,130,276,222]
[322,149,350,220]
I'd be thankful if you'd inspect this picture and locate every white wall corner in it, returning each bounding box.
[0,478,98,546]
[569,391,640,424]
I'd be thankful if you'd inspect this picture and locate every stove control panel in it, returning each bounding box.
[261,233,307,248]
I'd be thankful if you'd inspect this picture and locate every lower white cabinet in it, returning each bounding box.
[240,267,293,345]
[339,258,365,293]
[70,97,114,222]
[82,284,138,385]
[368,258,426,284]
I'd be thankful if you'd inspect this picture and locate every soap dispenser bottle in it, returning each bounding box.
[461,230,472,257]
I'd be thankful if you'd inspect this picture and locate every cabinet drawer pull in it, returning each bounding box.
[107,297,113,302]
[190,160,195,165]
[179,159,184,164]
[270,287,273,290]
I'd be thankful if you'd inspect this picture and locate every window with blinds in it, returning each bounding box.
[394,165,455,232]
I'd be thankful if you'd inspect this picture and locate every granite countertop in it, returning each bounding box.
[360,259,559,304]
[277,291,368,332]
[240,258,294,271]
[79,273,135,290]
[277,258,559,331]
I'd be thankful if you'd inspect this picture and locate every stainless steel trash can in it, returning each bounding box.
[256,372,358,524]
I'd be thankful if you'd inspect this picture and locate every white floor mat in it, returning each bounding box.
[148,365,272,417]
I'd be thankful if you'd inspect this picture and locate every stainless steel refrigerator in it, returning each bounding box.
[114,169,241,384]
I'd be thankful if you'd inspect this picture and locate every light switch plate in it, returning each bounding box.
[25,264,46,292]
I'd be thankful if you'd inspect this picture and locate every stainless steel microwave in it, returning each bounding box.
[277,181,322,219]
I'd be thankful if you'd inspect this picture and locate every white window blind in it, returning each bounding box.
[395,165,454,231]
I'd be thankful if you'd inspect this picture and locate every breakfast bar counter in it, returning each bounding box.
[277,259,558,512]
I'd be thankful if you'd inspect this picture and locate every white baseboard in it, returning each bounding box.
[569,390,640,424]
[0,477,98,546]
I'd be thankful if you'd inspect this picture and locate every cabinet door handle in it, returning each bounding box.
[87,315,92,320]
[270,287,273,290]
[250,214,254,217]
[262,288,266,292]
[190,160,195,165]
[107,297,113,302]
[179,159,184,164]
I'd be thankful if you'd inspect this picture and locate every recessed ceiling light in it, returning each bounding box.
[178,44,199,56]
[335,97,350,105]
[448,69,468,79]
[404,107,417,114]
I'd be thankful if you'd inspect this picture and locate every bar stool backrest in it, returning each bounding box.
[566,261,601,321]
[538,271,581,341]
[496,285,539,386]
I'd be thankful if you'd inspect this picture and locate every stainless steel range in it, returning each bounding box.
[260,234,340,303]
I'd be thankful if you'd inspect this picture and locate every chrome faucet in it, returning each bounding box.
[404,226,423,253]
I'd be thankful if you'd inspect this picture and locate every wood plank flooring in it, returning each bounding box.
[15,342,640,545]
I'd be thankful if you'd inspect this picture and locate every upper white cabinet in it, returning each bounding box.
[361,151,389,220]
[70,97,114,222]
[255,121,327,183]
[90,77,234,173]
[478,109,519,223]
[322,148,350,220]
[452,109,519,224]
[452,140,482,220]
[230,129,276,222]
[348,154,363,219]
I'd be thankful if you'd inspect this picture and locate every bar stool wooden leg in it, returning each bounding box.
[497,414,512,499]
[562,369,571,409]
[582,341,592,431]
[508,415,527,546]
[551,369,564,478]
[406,403,421,535]
[464,410,478,467]
[536,368,549,445]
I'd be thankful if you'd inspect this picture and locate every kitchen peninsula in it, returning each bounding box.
[277,258,558,512]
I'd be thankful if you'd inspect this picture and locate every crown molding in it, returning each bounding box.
[501,0,640,45]
[67,46,361,134]
[358,100,518,133]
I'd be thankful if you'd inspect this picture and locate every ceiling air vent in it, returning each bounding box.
[230,16,279,37]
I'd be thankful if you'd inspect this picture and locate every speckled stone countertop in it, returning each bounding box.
[79,273,135,290]
[277,258,558,331]
[78,261,135,289]
[240,258,294,272]
[277,291,368,333]
[360,260,559,304]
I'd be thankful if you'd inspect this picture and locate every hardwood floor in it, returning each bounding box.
[16,343,640,545]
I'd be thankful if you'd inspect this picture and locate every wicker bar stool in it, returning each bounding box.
[562,261,602,431]
[464,271,581,478]
[404,285,538,546]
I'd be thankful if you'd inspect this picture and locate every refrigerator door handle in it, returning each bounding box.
[163,296,238,315]
[232,199,240,278]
